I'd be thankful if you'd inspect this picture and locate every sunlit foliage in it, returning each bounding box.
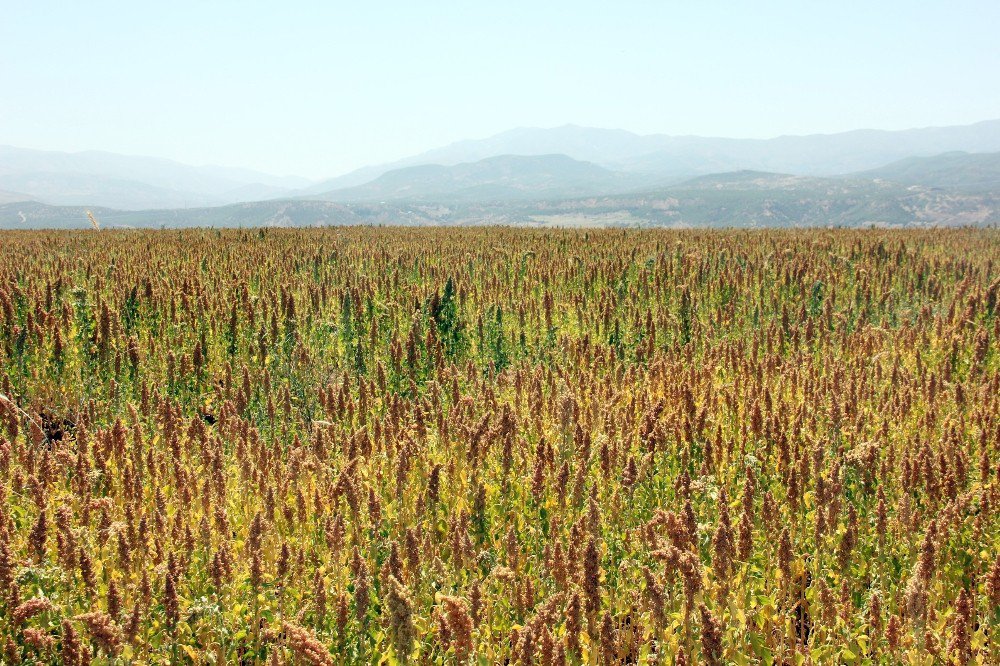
[0,227,998,664]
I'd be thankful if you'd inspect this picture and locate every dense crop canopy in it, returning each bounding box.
[0,227,998,664]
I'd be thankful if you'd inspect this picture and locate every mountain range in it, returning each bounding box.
[303,119,1000,195]
[2,120,1000,228]
[0,144,310,210]
[307,154,661,203]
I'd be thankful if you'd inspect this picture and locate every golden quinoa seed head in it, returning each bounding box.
[74,611,122,655]
[946,588,973,664]
[384,574,416,662]
[699,603,724,666]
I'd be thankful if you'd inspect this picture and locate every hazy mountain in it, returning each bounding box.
[614,121,1000,178]
[6,170,997,230]
[405,126,664,167]
[296,125,661,195]
[662,170,830,191]
[311,154,657,202]
[3,121,1000,223]
[517,171,1000,228]
[5,120,999,210]
[854,151,1000,191]
[0,189,33,205]
[0,145,312,209]
[0,172,221,210]
[220,182,305,203]
[302,120,1000,193]
[0,199,435,230]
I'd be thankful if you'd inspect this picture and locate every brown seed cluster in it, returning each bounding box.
[0,227,997,663]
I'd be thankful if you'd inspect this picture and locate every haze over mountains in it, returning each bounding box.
[308,154,658,203]
[306,119,1000,195]
[2,119,1000,228]
[0,145,310,210]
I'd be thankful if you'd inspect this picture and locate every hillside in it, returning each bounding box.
[311,154,654,202]
[0,145,312,210]
[612,122,1000,179]
[0,189,33,205]
[302,119,1000,193]
[6,171,998,230]
[5,120,1000,210]
[514,172,1000,228]
[856,151,1000,191]
[0,172,222,210]
[0,200,381,230]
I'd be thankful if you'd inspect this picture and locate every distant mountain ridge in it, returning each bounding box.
[2,119,1000,222]
[303,119,1000,194]
[310,154,657,202]
[0,145,311,210]
[609,121,1000,178]
[0,188,34,205]
[855,151,1000,191]
[0,172,220,210]
[5,165,998,230]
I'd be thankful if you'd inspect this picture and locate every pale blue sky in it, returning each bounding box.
[1,1,998,179]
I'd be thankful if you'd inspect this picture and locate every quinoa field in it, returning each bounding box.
[0,227,999,665]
